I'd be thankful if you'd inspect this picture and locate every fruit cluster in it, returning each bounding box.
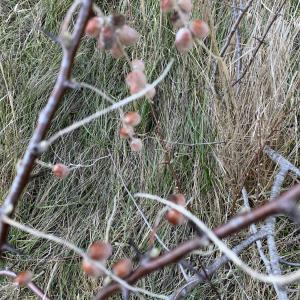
[160,0,210,52]
[85,14,139,58]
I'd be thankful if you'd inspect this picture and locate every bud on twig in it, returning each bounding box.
[52,163,70,179]
[14,271,32,286]
[112,259,133,278]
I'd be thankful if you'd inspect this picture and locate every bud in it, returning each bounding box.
[166,209,186,225]
[14,271,32,286]
[119,126,134,138]
[126,70,147,93]
[85,17,102,37]
[149,247,160,258]
[52,163,70,179]
[145,84,156,100]
[110,44,124,58]
[117,25,139,46]
[130,138,143,152]
[190,20,210,39]
[160,0,175,13]
[170,193,186,206]
[112,259,133,278]
[123,112,141,127]
[131,59,145,72]
[175,28,193,53]
[82,259,102,277]
[177,0,193,14]
[88,241,112,261]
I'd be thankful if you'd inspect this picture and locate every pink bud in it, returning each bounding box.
[177,0,193,14]
[130,138,143,152]
[85,17,102,37]
[53,163,70,179]
[117,25,139,46]
[126,70,147,94]
[190,20,210,39]
[131,59,145,72]
[175,28,193,53]
[119,126,134,138]
[123,112,141,127]
[160,0,175,13]
[145,84,156,100]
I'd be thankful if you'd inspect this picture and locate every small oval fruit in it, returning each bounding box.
[166,209,186,225]
[112,259,133,278]
[52,163,70,179]
[190,20,210,39]
[88,241,112,261]
[130,138,143,152]
[123,112,141,127]
[85,17,102,37]
[175,28,193,53]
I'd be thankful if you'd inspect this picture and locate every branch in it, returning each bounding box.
[232,0,288,86]
[95,184,300,299]
[169,228,268,300]
[0,0,93,252]
[220,0,254,57]
[40,59,174,149]
[0,269,51,300]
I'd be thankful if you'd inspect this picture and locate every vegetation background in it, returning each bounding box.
[0,0,299,299]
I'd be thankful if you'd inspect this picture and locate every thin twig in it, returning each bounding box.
[41,59,174,148]
[232,0,288,86]
[0,269,52,300]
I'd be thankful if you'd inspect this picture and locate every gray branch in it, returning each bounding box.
[168,228,268,300]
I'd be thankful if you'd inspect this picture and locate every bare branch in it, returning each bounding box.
[0,0,93,252]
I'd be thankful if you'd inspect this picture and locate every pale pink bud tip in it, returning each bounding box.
[160,0,175,13]
[53,163,70,179]
[117,25,139,46]
[178,0,193,13]
[166,209,186,225]
[123,112,141,127]
[190,20,210,39]
[85,17,102,37]
[130,138,143,152]
[82,259,103,277]
[175,28,193,53]
[131,59,145,72]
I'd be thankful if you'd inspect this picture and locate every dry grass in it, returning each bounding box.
[0,0,299,299]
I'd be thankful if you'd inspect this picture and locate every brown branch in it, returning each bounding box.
[232,0,288,86]
[0,0,93,252]
[0,269,52,300]
[94,183,300,299]
[220,0,254,57]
